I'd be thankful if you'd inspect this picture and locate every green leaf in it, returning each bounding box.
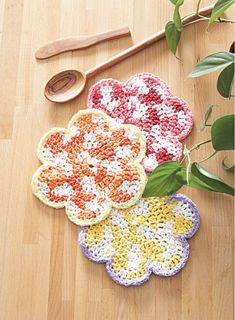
[222,159,235,171]
[217,63,234,97]
[170,0,184,4]
[191,162,234,195]
[173,5,183,31]
[211,114,235,150]
[198,104,214,132]
[143,161,183,197]
[189,52,234,78]
[165,21,181,55]
[207,0,235,30]
[176,0,184,5]
[176,169,216,191]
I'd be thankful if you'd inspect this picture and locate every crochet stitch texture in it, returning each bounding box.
[87,73,193,172]
[79,194,200,286]
[32,109,147,226]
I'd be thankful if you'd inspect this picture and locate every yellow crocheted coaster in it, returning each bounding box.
[32,109,147,226]
[79,194,200,286]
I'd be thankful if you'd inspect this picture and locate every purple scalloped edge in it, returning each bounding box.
[167,193,200,239]
[79,193,200,286]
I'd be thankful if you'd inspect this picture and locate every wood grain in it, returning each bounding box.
[44,5,214,103]
[0,0,234,319]
[35,26,131,60]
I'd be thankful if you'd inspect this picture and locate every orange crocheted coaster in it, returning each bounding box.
[32,109,147,226]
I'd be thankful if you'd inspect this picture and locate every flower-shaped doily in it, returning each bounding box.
[87,73,193,172]
[79,194,200,286]
[32,109,147,226]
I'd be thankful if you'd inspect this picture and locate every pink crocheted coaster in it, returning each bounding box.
[87,73,193,172]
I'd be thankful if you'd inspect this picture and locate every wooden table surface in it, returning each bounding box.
[0,0,234,319]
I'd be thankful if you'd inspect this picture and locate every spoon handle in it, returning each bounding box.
[35,26,131,60]
[86,5,213,78]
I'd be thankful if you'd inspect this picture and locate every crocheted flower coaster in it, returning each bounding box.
[32,109,147,226]
[79,194,200,286]
[87,73,193,172]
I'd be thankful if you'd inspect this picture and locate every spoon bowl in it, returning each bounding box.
[44,5,213,103]
[44,70,86,103]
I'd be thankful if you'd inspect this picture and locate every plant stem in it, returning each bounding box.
[185,151,191,185]
[189,139,212,152]
[180,139,211,166]
[180,139,213,184]
[183,16,235,27]
[218,17,235,23]
[199,14,235,23]
[198,151,217,164]
[196,0,202,16]
[183,17,206,27]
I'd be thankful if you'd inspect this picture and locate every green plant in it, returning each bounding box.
[165,0,235,56]
[143,114,235,197]
[189,52,234,98]
[144,0,235,197]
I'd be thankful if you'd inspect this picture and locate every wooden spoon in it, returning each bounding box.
[44,5,213,103]
[35,26,131,59]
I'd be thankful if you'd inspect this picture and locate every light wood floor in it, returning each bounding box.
[0,0,234,319]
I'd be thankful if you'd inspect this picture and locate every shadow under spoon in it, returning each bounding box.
[44,5,213,103]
